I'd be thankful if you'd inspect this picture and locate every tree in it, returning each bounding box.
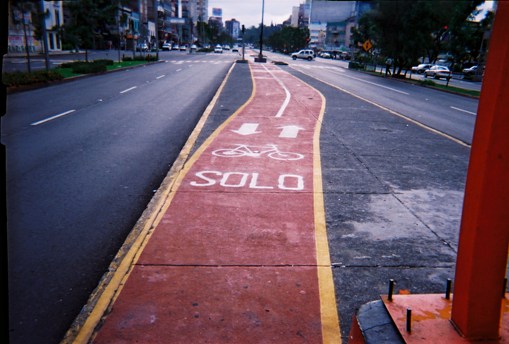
[353,0,484,76]
[267,26,309,54]
[62,0,120,59]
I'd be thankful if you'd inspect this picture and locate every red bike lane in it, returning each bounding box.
[91,63,340,343]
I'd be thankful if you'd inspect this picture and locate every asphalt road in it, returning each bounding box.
[264,51,479,145]
[3,51,238,344]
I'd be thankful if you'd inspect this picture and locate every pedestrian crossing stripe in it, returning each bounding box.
[166,60,232,64]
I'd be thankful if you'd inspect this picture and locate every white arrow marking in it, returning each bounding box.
[279,125,304,138]
[231,123,261,136]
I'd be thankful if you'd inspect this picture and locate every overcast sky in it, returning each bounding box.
[208,0,304,28]
[207,0,495,28]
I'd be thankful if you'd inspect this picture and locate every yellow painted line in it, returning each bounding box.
[291,66,471,148]
[61,61,246,344]
[311,78,342,344]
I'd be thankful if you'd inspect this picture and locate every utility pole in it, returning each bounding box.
[22,11,32,73]
[154,0,159,60]
[39,0,50,71]
[255,0,266,62]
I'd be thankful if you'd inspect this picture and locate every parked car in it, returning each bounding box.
[214,45,223,53]
[318,51,332,59]
[423,65,452,80]
[136,42,149,52]
[172,44,180,50]
[161,42,171,51]
[179,45,187,51]
[223,45,231,50]
[190,44,197,52]
[462,65,479,76]
[291,49,315,61]
[232,45,239,52]
[411,63,432,74]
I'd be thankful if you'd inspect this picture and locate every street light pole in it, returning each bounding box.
[255,0,266,62]
[39,0,50,71]
[154,0,159,60]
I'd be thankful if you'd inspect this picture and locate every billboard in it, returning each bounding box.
[212,8,222,17]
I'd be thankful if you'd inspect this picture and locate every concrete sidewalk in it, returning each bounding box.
[63,60,469,343]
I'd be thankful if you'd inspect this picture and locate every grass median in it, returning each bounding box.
[3,57,157,88]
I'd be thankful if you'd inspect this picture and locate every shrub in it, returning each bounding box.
[59,60,111,73]
[71,62,107,74]
[93,59,114,66]
[348,61,364,70]
[419,79,436,86]
[3,70,64,87]
[60,61,87,68]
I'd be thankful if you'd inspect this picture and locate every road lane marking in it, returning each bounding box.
[303,66,410,95]
[30,109,76,126]
[279,125,304,138]
[176,68,182,72]
[231,123,261,136]
[450,106,477,115]
[156,75,166,79]
[339,73,410,95]
[292,66,471,147]
[120,86,137,94]
[262,64,291,117]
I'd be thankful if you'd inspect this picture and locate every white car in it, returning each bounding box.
[161,42,171,51]
[411,63,432,74]
[423,65,452,80]
[291,49,315,61]
[136,42,149,52]
[214,45,223,53]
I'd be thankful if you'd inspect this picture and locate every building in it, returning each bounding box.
[225,18,240,40]
[7,0,64,54]
[157,0,208,46]
[308,0,372,50]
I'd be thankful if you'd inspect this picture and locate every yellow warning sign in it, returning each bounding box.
[362,40,373,52]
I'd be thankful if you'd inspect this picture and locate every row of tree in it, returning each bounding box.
[11,0,310,58]
[351,0,494,75]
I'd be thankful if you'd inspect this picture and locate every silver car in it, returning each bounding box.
[424,65,452,80]
[291,49,315,61]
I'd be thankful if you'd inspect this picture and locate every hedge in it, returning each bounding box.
[2,70,64,87]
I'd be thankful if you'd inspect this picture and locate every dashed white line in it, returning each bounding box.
[450,106,477,115]
[340,73,410,95]
[262,64,291,118]
[176,68,183,72]
[156,75,166,79]
[301,66,410,95]
[120,86,137,94]
[31,109,76,126]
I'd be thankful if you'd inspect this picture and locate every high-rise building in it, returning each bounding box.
[225,18,240,39]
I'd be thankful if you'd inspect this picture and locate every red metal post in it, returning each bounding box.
[451,1,509,340]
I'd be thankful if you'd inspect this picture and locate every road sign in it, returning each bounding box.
[362,40,373,52]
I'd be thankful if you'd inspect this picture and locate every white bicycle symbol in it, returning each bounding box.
[212,144,304,161]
